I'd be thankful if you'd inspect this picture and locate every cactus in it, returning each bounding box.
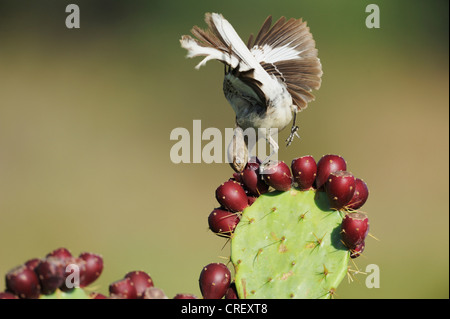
[201,154,372,299]
[231,189,349,299]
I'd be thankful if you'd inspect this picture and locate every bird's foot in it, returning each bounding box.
[285,126,300,147]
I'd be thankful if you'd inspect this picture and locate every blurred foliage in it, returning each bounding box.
[0,0,448,298]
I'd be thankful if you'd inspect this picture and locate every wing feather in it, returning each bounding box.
[250,16,323,111]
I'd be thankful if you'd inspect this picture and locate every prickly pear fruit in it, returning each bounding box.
[347,178,369,210]
[36,257,66,294]
[325,171,356,210]
[199,263,231,299]
[5,265,41,299]
[341,212,369,249]
[124,271,154,298]
[291,156,317,190]
[109,278,137,299]
[215,180,248,212]
[262,161,292,191]
[78,252,103,287]
[208,208,240,237]
[242,161,269,196]
[315,155,347,189]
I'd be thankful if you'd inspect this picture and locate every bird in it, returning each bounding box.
[180,13,323,166]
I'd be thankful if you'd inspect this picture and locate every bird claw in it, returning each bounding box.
[285,126,300,147]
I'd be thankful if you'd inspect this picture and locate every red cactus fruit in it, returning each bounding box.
[124,271,154,299]
[325,171,356,210]
[241,161,269,196]
[341,212,370,249]
[261,161,292,191]
[291,155,317,190]
[109,278,137,299]
[315,154,347,189]
[208,208,240,237]
[78,252,103,287]
[6,265,41,299]
[215,180,249,212]
[199,263,231,299]
[347,178,369,210]
[36,257,66,294]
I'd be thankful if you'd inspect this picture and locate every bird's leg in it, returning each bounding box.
[285,111,301,147]
[259,130,279,174]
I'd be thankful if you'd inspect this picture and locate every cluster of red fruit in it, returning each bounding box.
[0,247,178,299]
[0,247,103,299]
[208,155,369,247]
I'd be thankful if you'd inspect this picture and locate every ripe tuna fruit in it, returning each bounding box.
[315,154,347,189]
[215,180,248,212]
[325,171,356,210]
[208,208,240,237]
[36,257,66,294]
[346,178,369,210]
[241,162,269,196]
[291,155,317,190]
[78,252,103,287]
[124,271,154,298]
[199,263,231,299]
[341,212,369,249]
[261,161,292,191]
[5,265,41,299]
[109,278,138,299]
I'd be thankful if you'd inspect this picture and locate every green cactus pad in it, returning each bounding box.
[231,189,349,299]
[39,287,90,299]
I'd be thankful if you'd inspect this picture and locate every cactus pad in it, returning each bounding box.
[39,288,90,299]
[231,189,349,299]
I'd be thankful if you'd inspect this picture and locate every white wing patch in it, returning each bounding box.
[251,43,305,64]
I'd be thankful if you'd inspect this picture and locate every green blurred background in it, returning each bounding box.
[0,0,448,298]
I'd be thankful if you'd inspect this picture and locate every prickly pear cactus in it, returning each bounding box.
[231,189,349,299]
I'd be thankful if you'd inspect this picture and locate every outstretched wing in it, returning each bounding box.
[248,16,323,111]
[180,13,286,105]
